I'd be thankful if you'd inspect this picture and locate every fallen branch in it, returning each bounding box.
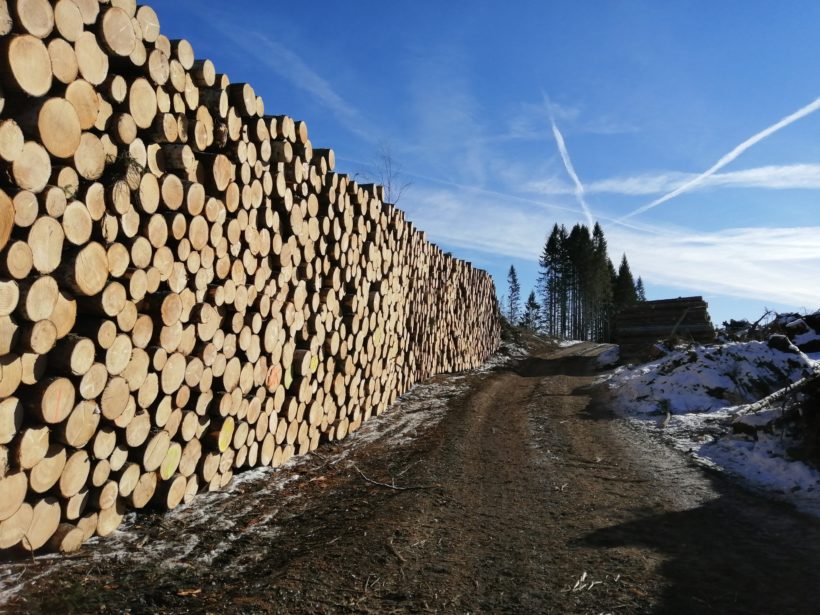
[352,464,431,491]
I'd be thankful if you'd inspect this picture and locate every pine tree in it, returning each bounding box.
[591,223,614,342]
[506,265,521,324]
[521,291,540,331]
[613,254,638,312]
[635,277,646,301]
[538,225,564,336]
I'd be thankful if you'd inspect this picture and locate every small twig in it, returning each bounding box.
[21,537,35,564]
[394,460,421,478]
[352,464,431,491]
[387,540,406,563]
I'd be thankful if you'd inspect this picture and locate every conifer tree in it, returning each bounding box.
[521,291,540,331]
[538,224,565,336]
[506,265,521,324]
[536,223,640,342]
[635,277,646,302]
[591,223,614,341]
[613,254,638,311]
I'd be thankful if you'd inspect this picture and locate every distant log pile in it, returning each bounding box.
[615,296,715,360]
[0,0,500,554]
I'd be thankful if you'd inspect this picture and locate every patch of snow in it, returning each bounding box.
[795,329,820,346]
[606,340,820,516]
[559,339,583,348]
[698,433,820,500]
[595,345,620,368]
[605,341,817,416]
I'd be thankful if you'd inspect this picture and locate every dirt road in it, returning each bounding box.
[2,341,820,614]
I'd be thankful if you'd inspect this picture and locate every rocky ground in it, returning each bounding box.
[2,339,820,614]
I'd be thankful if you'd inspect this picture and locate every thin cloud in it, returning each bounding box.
[706,163,820,190]
[212,24,373,142]
[623,96,820,219]
[336,155,583,218]
[548,110,595,226]
[525,163,820,197]
[402,185,820,308]
[607,225,820,307]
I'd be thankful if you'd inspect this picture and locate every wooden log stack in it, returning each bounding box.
[0,0,501,554]
[615,296,715,361]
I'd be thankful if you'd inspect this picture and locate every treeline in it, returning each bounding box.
[504,222,644,342]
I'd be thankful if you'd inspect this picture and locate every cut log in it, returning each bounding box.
[158,473,186,509]
[21,98,81,159]
[27,216,64,274]
[12,0,54,38]
[0,0,11,35]
[0,502,32,548]
[100,376,129,420]
[1,35,51,97]
[128,77,158,129]
[135,5,160,43]
[99,6,136,57]
[56,400,99,449]
[18,275,57,321]
[74,31,109,86]
[63,241,109,296]
[129,471,157,508]
[0,120,23,162]
[65,79,100,131]
[59,449,90,498]
[30,376,76,424]
[29,444,67,493]
[142,430,170,472]
[54,0,83,42]
[0,353,21,397]
[19,319,57,354]
[73,132,106,180]
[15,424,49,470]
[0,471,26,520]
[47,38,79,85]
[11,141,51,192]
[0,397,21,445]
[95,499,124,536]
[22,497,61,551]
[47,522,84,553]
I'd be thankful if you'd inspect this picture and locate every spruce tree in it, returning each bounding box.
[521,291,540,331]
[538,224,564,336]
[635,277,646,302]
[613,254,638,311]
[591,223,614,342]
[506,265,521,324]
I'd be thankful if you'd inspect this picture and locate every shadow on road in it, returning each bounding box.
[577,473,820,614]
[514,355,597,378]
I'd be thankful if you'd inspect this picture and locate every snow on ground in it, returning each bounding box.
[595,345,620,368]
[603,341,820,516]
[607,341,816,415]
[559,339,583,348]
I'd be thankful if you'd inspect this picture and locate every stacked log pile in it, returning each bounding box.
[0,0,501,554]
[615,296,715,360]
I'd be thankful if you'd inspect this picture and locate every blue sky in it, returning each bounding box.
[154,1,820,326]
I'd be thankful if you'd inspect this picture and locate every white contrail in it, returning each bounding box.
[622,96,820,219]
[548,108,595,226]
